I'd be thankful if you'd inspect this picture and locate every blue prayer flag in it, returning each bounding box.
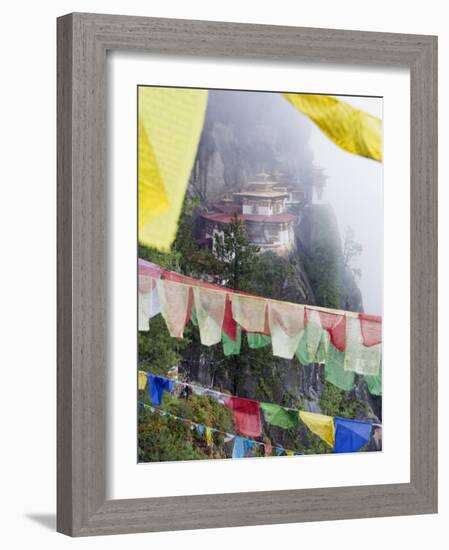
[334,417,372,453]
[232,436,248,459]
[147,374,174,406]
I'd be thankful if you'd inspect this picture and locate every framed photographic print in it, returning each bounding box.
[57,13,438,536]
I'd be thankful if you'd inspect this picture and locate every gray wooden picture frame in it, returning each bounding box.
[57,12,438,537]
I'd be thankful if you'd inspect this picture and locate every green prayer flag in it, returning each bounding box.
[315,331,329,363]
[190,308,198,326]
[222,328,242,356]
[296,337,309,364]
[260,402,299,429]
[365,362,382,395]
[296,328,315,364]
[324,342,355,391]
[247,332,271,349]
[297,329,329,365]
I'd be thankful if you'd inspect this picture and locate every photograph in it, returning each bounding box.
[137,85,383,462]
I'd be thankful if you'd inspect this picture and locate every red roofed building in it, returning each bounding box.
[200,172,299,255]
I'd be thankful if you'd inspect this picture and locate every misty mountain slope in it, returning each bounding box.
[297,204,364,313]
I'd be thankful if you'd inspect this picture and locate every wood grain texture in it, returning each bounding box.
[57,12,438,536]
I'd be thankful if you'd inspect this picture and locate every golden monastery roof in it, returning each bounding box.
[232,191,288,199]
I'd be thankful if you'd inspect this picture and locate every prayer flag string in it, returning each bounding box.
[138,401,302,457]
[140,370,381,427]
[139,372,380,449]
[138,260,383,381]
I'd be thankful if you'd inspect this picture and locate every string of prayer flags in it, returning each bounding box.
[147,374,175,406]
[140,371,380,449]
[224,396,262,437]
[139,402,299,458]
[282,93,382,162]
[138,87,208,252]
[188,384,225,404]
[344,316,382,375]
[138,260,383,394]
[193,286,226,346]
[268,301,305,359]
[299,411,335,448]
[333,417,372,453]
[139,396,377,455]
[260,402,299,430]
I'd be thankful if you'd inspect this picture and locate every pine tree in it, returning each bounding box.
[212,215,260,291]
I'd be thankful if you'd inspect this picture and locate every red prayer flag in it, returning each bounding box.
[359,313,382,346]
[222,294,237,340]
[224,396,262,437]
[314,309,346,352]
[302,307,346,352]
[264,440,273,456]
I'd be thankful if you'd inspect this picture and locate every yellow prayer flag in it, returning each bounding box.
[138,371,147,391]
[138,87,208,251]
[286,450,294,456]
[205,426,213,447]
[282,93,382,162]
[299,411,335,448]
